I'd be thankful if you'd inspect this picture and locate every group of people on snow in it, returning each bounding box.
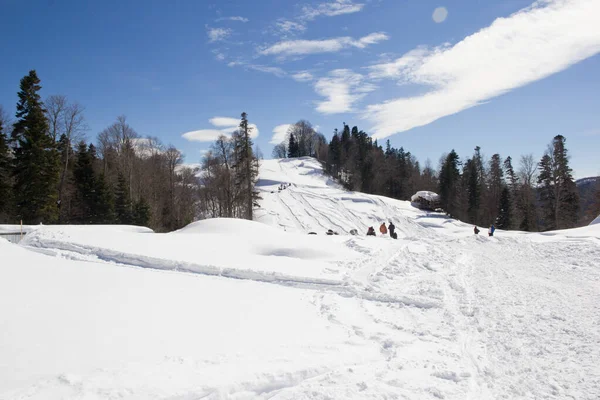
[366,222,397,239]
[473,224,495,237]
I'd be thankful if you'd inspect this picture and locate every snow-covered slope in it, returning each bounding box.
[591,214,600,225]
[255,157,466,238]
[2,157,600,399]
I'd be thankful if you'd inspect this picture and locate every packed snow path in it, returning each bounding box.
[1,157,599,399]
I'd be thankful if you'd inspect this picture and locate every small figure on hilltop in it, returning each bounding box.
[488,224,495,237]
[388,221,397,239]
[474,226,480,235]
[379,223,388,235]
[367,226,376,236]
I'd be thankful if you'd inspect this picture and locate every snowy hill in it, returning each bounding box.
[2,157,600,399]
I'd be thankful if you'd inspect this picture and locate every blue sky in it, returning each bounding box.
[1,0,599,178]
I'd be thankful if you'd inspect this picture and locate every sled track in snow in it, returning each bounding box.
[23,241,442,309]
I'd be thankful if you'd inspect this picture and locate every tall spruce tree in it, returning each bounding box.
[0,115,11,218]
[72,141,96,223]
[496,186,511,229]
[115,171,133,224]
[287,133,299,158]
[236,112,259,220]
[11,70,60,223]
[132,197,151,226]
[93,172,115,223]
[438,150,461,217]
[537,135,579,230]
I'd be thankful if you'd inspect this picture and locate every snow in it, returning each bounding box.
[590,214,600,225]
[410,190,440,203]
[2,157,600,399]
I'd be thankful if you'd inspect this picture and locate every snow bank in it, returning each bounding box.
[21,219,358,284]
[0,224,153,234]
[590,214,600,225]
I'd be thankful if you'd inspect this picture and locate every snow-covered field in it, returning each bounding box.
[1,157,599,399]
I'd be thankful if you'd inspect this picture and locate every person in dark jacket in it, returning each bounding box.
[367,226,376,236]
[474,226,480,235]
[388,222,396,239]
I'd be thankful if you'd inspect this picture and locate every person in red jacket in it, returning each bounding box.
[379,223,388,235]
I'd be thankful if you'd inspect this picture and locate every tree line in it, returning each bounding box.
[0,70,202,231]
[2,70,597,232]
[273,121,598,231]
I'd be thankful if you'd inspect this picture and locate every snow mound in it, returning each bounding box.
[410,191,440,203]
[21,221,357,284]
[590,214,600,225]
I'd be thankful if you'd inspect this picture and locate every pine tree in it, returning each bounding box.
[0,116,11,217]
[463,158,480,224]
[11,70,60,223]
[327,133,341,178]
[115,171,133,224]
[235,112,259,220]
[496,186,511,229]
[438,150,461,217]
[537,153,555,230]
[132,197,150,226]
[72,141,96,223]
[287,133,299,158]
[485,154,504,224]
[93,173,115,223]
[537,135,579,230]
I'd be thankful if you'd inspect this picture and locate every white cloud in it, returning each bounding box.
[432,7,448,23]
[182,129,226,142]
[301,0,364,20]
[216,16,249,23]
[270,124,292,144]
[275,19,307,35]
[209,117,240,127]
[291,71,314,82]
[247,65,287,77]
[183,117,259,143]
[259,32,389,57]
[207,27,232,42]
[226,61,288,77]
[315,69,376,114]
[364,0,600,139]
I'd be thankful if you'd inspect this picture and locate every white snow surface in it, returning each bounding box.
[410,191,440,203]
[2,157,600,399]
[591,214,600,225]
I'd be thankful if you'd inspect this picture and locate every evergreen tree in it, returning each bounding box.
[537,135,579,230]
[287,133,299,158]
[327,132,341,178]
[132,197,150,226]
[502,156,518,229]
[72,141,96,223]
[463,158,480,224]
[0,116,11,217]
[537,153,555,230]
[11,70,60,223]
[496,186,511,229]
[438,150,461,217]
[115,171,133,224]
[485,154,504,224]
[93,173,115,223]
[235,112,259,220]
